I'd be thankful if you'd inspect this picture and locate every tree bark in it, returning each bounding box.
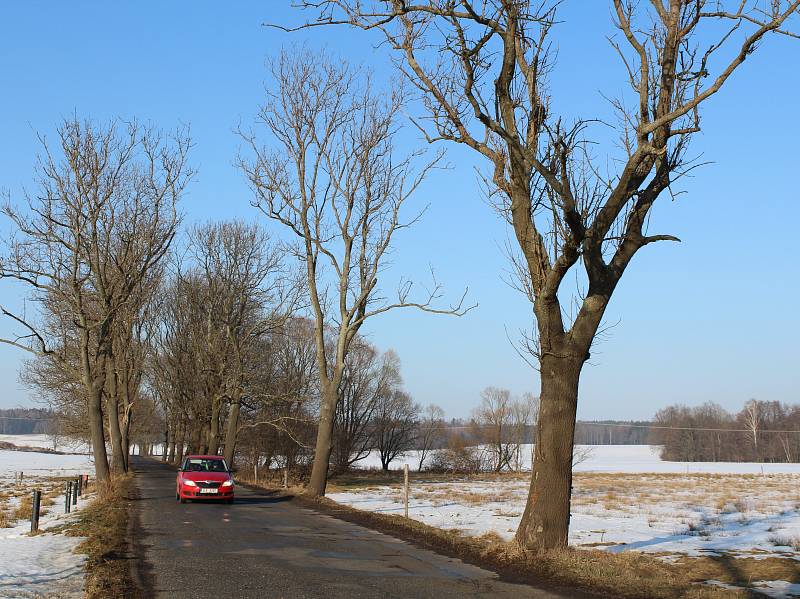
[515,355,581,549]
[106,395,126,475]
[306,383,338,496]
[88,380,111,483]
[174,422,186,466]
[105,352,128,474]
[223,390,241,467]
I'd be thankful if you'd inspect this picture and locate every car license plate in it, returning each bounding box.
[200,488,218,494]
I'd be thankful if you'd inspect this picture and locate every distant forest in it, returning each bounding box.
[652,400,798,463]
[441,419,653,446]
[0,408,53,435]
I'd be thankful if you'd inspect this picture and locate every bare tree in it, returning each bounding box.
[374,387,419,471]
[510,393,537,471]
[416,404,445,471]
[286,0,800,547]
[239,49,468,496]
[741,399,761,458]
[473,386,520,472]
[1,118,190,481]
[331,339,396,472]
[187,221,297,465]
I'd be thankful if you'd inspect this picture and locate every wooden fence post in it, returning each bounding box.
[65,482,72,514]
[403,464,409,519]
[31,490,41,532]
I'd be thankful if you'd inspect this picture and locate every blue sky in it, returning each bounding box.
[0,2,797,419]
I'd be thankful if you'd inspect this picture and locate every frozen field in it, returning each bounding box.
[353,444,800,475]
[0,447,95,598]
[0,433,91,454]
[333,445,800,597]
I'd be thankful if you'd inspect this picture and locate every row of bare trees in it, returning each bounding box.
[653,400,800,462]
[0,65,455,488]
[1,120,190,481]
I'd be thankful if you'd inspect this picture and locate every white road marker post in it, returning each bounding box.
[283,467,288,489]
[403,464,409,519]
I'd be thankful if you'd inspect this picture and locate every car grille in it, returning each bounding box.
[196,481,221,489]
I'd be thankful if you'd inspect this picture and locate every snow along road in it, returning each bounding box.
[130,457,580,599]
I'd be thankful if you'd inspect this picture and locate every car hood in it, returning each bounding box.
[182,471,231,483]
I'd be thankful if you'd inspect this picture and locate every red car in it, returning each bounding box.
[176,455,235,504]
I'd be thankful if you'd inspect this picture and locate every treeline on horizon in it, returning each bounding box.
[0,408,52,435]
[652,399,798,463]
[440,419,653,445]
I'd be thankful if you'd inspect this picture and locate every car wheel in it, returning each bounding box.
[180,497,187,504]
[227,498,234,505]
[175,491,180,502]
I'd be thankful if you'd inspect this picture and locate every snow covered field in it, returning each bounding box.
[353,444,800,475]
[0,433,91,454]
[0,444,95,598]
[331,445,800,596]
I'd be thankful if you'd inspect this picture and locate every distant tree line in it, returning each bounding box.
[651,400,800,462]
[438,418,653,447]
[0,408,53,434]
[574,421,652,445]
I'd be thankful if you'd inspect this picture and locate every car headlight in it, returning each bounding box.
[184,479,197,487]
[221,479,234,487]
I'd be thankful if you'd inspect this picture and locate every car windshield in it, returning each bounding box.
[182,458,229,473]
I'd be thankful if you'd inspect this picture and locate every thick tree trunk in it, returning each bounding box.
[120,403,132,471]
[106,397,126,475]
[223,390,241,468]
[119,369,133,471]
[174,424,186,466]
[515,356,581,550]
[105,359,126,475]
[88,382,111,483]
[306,384,338,496]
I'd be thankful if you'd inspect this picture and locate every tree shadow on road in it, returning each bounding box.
[233,493,294,506]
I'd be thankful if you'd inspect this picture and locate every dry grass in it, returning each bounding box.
[769,534,800,551]
[68,476,143,599]
[13,494,34,521]
[673,555,800,588]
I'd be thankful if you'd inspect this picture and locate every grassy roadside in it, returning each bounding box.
[237,474,748,599]
[67,475,144,599]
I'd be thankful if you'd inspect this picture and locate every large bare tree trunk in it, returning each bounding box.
[106,397,126,475]
[174,423,186,466]
[307,383,338,496]
[121,405,132,471]
[88,382,111,483]
[222,390,241,467]
[105,360,126,474]
[516,356,581,548]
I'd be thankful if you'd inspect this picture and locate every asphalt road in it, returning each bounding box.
[131,457,577,599]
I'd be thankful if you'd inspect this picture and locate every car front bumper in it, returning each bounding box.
[179,485,234,500]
